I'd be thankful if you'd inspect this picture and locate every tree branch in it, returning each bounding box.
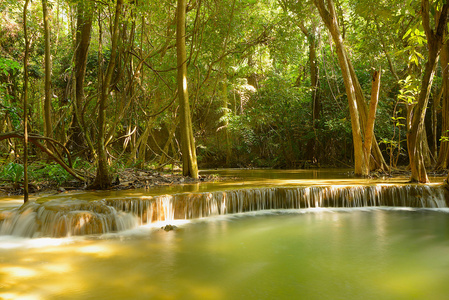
[0,132,87,182]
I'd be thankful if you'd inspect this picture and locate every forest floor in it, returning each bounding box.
[0,168,232,197]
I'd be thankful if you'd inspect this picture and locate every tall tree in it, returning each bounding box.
[313,0,367,175]
[69,0,94,155]
[364,68,381,175]
[22,0,31,202]
[91,0,123,188]
[297,20,321,162]
[42,0,52,143]
[407,0,449,183]
[435,37,449,170]
[177,0,199,178]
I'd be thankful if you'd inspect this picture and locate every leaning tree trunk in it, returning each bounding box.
[176,0,199,178]
[91,0,122,189]
[407,0,449,183]
[407,57,437,183]
[314,0,367,176]
[347,59,388,171]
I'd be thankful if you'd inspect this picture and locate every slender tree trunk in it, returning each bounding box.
[347,57,388,171]
[407,0,449,182]
[70,1,94,155]
[364,69,381,174]
[222,75,232,165]
[23,0,31,203]
[91,0,123,188]
[436,41,449,170]
[159,119,178,168]
[177,0,199,178]
[298,22,321,162]
[314,0,366,176]
[42,0,52,144]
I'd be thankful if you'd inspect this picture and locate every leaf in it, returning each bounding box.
[403,28,412,39]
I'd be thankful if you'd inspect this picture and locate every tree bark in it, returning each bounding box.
[314,0,366,176]
[407,0,449,182]
[42,0,52,144]
[347,57,388,171]
[70,1,95,155]
[364,69,381,174]
[23,0,31,203]
[436,41,449,170]
[222,75,232,165]
[177,0,199,178]
[298,22,321,162]
[91,0,123,188]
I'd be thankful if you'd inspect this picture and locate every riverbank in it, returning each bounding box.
[1,167,447,198]
[0,168,231,197]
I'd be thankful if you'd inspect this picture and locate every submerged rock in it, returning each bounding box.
[161,224,177,231]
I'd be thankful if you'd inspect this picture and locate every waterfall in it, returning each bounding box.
[1,184,447,238]
[105,184,448,223]
[0,199,138,238]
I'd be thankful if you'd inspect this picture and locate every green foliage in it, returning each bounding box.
[223,73,313,166]
[27,158,89,185]
[398,75,420,105]
[40,164,70,184]
[0,104,22,130]
[0,162,24,183]
[0,57,20,76]
[1,0,447,175]
[440,131,449,143]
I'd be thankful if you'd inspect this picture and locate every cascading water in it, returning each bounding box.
[1,184,448,238]
[0,199,138,237]
[106,184,448,222]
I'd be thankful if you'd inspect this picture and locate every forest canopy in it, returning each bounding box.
[1,0,449,189]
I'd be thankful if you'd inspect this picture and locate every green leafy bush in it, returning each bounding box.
[0,162,24,183]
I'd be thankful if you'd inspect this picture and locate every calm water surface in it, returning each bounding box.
[5,168,442,204]
[2,208,449,299]
[1,169,448,299]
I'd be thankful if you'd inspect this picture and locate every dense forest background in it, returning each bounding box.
[1,0,449,189]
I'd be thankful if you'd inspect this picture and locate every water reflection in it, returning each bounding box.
[0,169,440,206]
[2,209,449,299]
[1,169,449,299]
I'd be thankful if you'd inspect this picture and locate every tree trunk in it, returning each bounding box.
[407,0,449,183]
[177,0,199,178]
[91,0,123,188]
[364,69,381,174]
[222,75,232,165]
[23,0,31,203]
[314,0,366,176]
[298,22,321,162]
[436,41,449,170]
[71,1,94,155]
[408,55,437,182]
[347,58,388,171]
[42,0,52,145]
[158,119,178,168]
